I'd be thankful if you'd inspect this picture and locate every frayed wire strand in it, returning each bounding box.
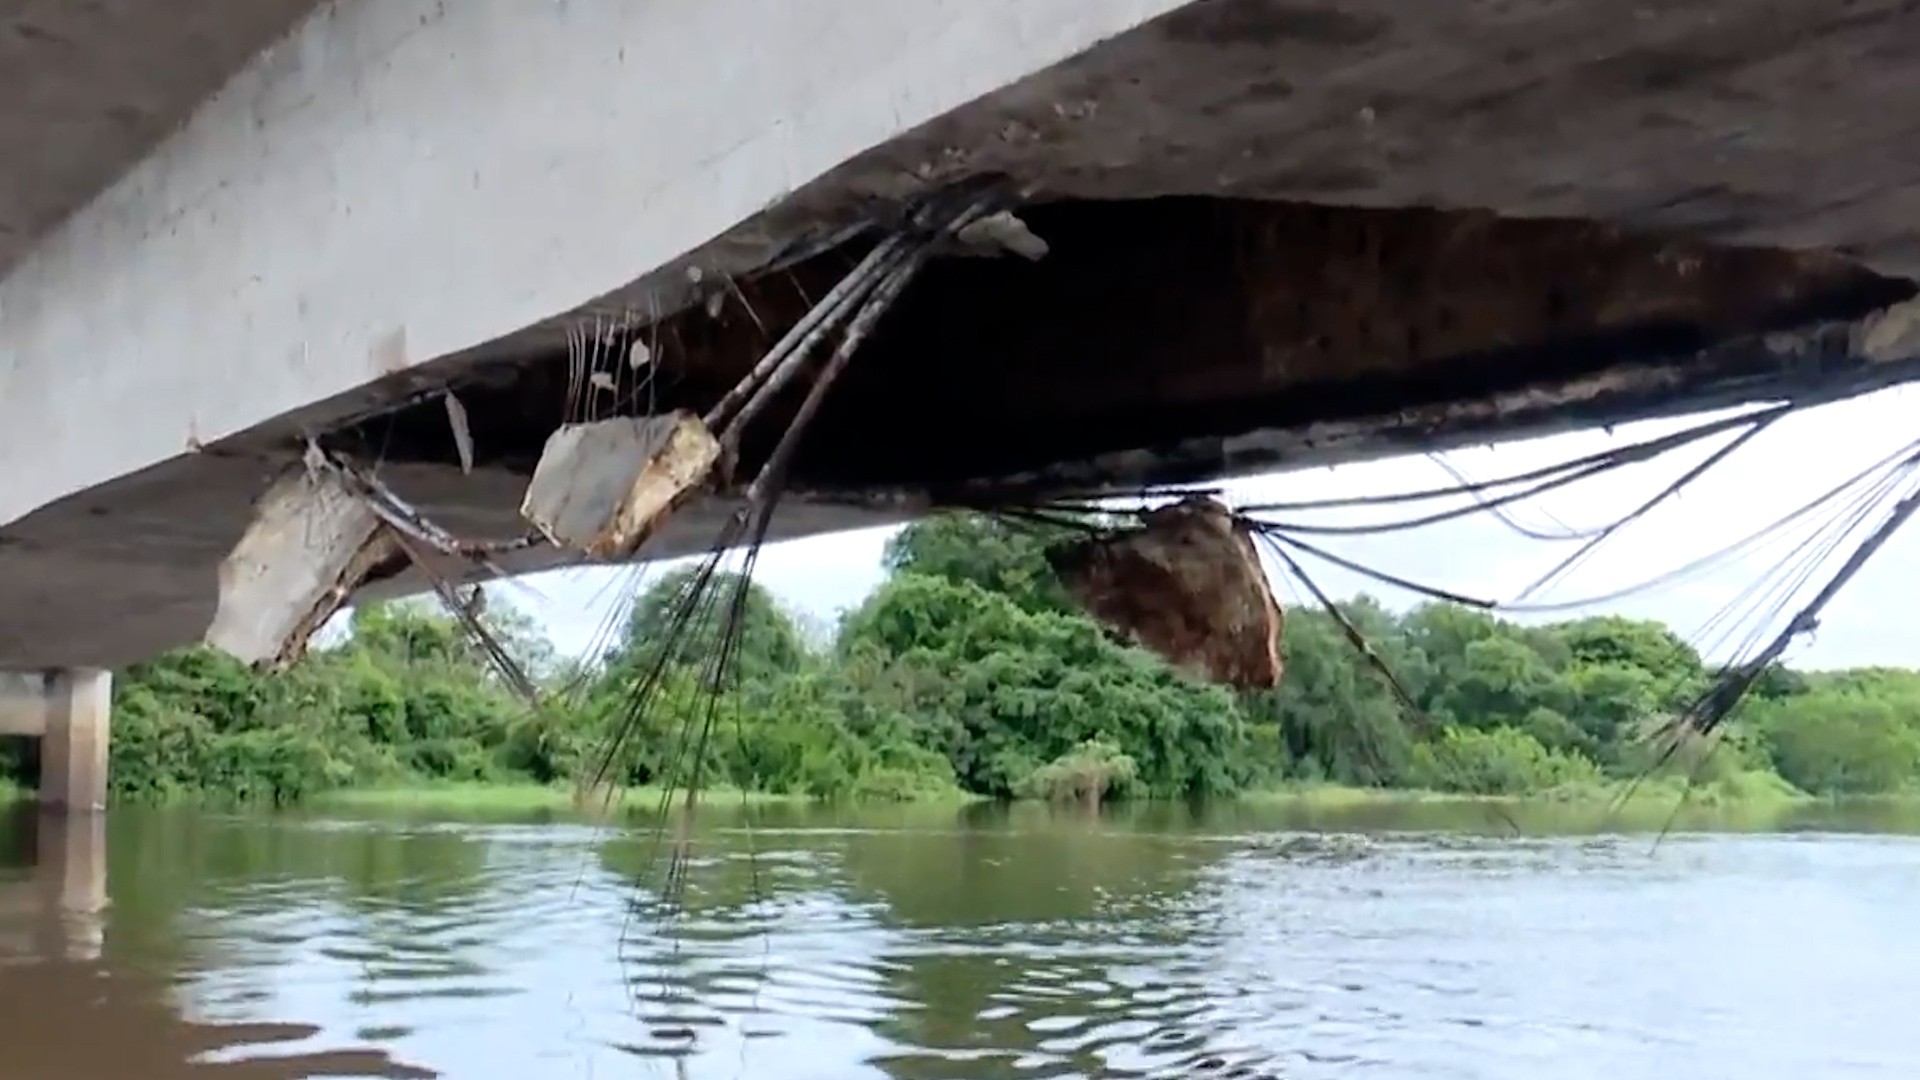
[1427,451,1590,541]
[1684,469,1920,738]
[1511,411,1781,604]
[1236,515,1497,609]
[1238,407,1779,515]
[1496,437,1920,614]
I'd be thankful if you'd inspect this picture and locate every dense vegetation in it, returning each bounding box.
[5,513,1920,807]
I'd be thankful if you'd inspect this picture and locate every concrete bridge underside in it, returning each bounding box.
[10,0,1920,693]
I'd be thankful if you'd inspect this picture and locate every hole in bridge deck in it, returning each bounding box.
[330,195,1914,497]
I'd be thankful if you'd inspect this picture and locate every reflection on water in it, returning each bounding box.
[0,812,433,1078]
[1,799,1918,1078]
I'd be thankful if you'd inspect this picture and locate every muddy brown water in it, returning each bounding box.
[2,798,1917,1079]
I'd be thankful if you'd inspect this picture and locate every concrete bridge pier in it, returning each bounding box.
[0,671,112,813]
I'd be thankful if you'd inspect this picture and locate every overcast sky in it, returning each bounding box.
[496,384,1920,672]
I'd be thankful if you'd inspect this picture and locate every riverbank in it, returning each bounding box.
[5,777,1917,836]
[309,781,817,816]
[309,780,1003,816]
[1223,772,1920,834]
[12,770,1910,828]
[1242,769,1802,809]
[306,770,1830,820]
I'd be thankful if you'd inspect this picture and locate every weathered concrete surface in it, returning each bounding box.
[0,0,322,272]
[14,0,1920,670]
[7,670,111,813]
[203,467,392,669]
[521,414,722,560]
[0,0,1189,535]
[0,673,47,736]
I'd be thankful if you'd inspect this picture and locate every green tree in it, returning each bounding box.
[842,572,1243,799]
[882,512,1080,614]
[605,567,811,691]
[1753,690,1920,795]
[1246,607,1416,786]
[1409,726,1601,795]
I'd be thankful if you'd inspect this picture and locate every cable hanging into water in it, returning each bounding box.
[1680,466,1920,737]
[579,187,998,894]
[1690,455,1911,661]
[1250,528,1522,834]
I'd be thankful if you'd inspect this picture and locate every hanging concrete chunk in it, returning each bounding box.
[204,468,402,670]
[953,210,1049,261]
[1047,498,1284,689]
[519,411,721,560]
[1855,295,1920,362]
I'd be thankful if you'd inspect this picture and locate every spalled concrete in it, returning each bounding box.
[203,466,393,670]
[521,414,722,560]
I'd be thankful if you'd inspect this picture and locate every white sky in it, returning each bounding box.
[495,384,1920,672]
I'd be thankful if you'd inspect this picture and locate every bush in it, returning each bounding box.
[1016,740,1141,806]
[1409,726,1601,796]
[1755,691,1920,795]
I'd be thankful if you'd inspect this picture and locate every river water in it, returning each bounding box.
[2,798,1918,1079]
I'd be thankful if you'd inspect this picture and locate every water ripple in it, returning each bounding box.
[3,812,1919,1078]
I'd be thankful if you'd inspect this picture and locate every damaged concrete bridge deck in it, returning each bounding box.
[11,0,1920,805]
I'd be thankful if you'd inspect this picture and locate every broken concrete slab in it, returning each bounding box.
[1854,295,1920,363]
[204,467,401,669]
[519,411,721,561]
[1047,498,1283,689]
[950,210,1049,260]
